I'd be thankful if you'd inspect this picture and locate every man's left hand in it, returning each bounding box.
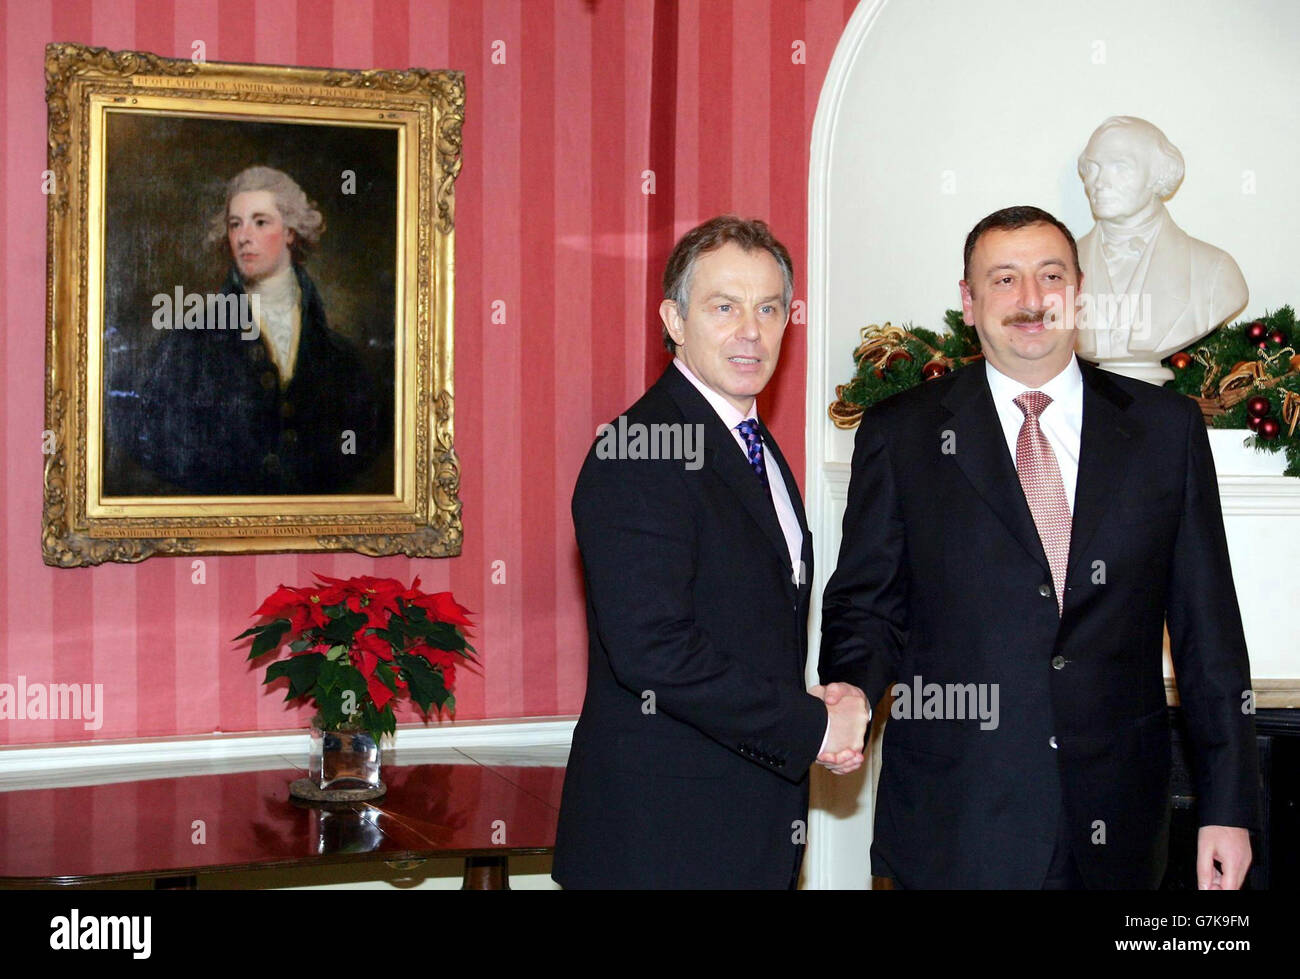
[1196,825,1252,890]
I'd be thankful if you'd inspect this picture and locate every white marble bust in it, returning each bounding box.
[1075,116,1248,384]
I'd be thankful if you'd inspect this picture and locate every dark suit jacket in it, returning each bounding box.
[820,359,1259,889]
[553,364,828,889]
[109,264,390,496]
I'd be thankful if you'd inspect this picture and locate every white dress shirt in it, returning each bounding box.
[672,359,803,575]
[983,354,1084,511]
[250,264,302,386]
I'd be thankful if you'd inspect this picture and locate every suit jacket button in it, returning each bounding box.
[1049,736,1058,749]
[260,371,278,391]
[1038,583,1052,598]
[280,401,295,419]
[1051,655,1066,670]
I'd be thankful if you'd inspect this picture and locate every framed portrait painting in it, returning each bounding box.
[42,44,463,566]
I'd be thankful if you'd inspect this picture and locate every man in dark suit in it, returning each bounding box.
[554,216,869,889]
[819,205,1259,889]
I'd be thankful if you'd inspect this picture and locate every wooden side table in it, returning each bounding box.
[0,759,564,890]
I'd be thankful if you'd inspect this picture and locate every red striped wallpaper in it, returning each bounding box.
[0,0,855,745]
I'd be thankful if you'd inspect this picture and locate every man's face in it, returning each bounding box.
[959,222,1079,385]
[1079,127,1157,221]
[227,190,294,283]
[660,242,789,414]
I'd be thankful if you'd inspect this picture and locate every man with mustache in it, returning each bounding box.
[819,205,1259,889]
[554,216,869,888]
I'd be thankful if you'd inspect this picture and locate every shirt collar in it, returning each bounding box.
[673,358,759,432]
[984,353,1083,408]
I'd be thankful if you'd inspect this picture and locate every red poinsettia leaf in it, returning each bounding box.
[253,585,305,620]
[366,673,396,711]
[409,591,474,629]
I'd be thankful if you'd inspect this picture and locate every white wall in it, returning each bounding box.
[803,0,1300,889]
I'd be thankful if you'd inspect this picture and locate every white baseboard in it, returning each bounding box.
[0,716,578,791]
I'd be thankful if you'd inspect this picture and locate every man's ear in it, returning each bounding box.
[959,280,976,326]
[659,299,683,347]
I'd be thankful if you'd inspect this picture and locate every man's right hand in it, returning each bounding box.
[810,683,869,775]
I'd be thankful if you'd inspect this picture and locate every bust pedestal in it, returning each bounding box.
[1097,359,1175,385]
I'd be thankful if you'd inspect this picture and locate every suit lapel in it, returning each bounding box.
[941,363,1050,575]
[1067,362,1137,577]
[659,367,793,572]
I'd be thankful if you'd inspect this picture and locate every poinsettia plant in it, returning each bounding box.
[235,573,476,744]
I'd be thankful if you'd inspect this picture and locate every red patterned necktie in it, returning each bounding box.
[1013,391,1071,616]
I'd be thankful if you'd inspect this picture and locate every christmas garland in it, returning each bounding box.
[1163,307,1300,476]
[827,310,982,429]
[828,306,1300,477]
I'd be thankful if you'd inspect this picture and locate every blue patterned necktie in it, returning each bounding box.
[735,419,770,493]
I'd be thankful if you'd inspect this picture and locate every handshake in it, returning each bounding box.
[809,682,869,775]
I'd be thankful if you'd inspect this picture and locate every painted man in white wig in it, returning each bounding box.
[1075,116,1248,383]
[119,165,390,495]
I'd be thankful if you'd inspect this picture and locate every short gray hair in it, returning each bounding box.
[1078,116,1185,200]
[661,216,795,353]
[207,166,325,261]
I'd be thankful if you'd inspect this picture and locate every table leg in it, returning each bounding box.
[154,874,198,890]
[461,856,509,890]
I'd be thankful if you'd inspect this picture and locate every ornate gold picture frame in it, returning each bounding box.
[43,44,463,566]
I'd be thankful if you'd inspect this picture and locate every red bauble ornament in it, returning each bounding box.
[1257,341,1270,351]
[1246,396,1272,418]
[922,360,950,380]
[1257,417,1281,440]
[1247,414,1265,432]
[1269,329,1287,346]
[1169,352,1192,370]
[886,349,913,370]
[1246,321,1268,343]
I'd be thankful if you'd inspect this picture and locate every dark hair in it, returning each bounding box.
[661,216,794,353]
[962,205,1080,287]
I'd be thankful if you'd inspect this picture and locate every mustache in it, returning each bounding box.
[1002,310,1047,327]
